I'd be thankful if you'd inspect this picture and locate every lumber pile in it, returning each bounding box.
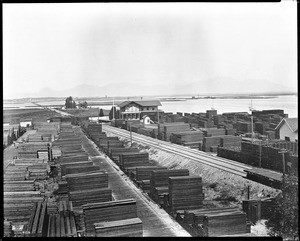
[13,158,47,166]
[141,180,151,193]
[66,171,109,192]
[69,188,112,207]
[109,147,139,163]
[119,152,151,170]
[94,217,143,237]
[47,200,77,237]
[60,161,94,176]
[83,199,138,236]
[168,176,204,213]
[163,123,191,141]
[150,169,189,203]
[220,135,242,148]
[4,220,13,237]
[203,128,225,137]
[135,166,168,181]
[60,153,89,164]
[87,123,103,140]
[65,165,100,175]
[3,192,43,222]
[203,210,248,236]
[23,201,48,237]
[202,136,223,152]
[170,130,204,145]
[183,207,249,237]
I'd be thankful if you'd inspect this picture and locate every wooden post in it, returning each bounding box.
[130,123,132,147]
[247,185,250,200]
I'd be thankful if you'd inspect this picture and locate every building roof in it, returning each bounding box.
[118,100,162,108]
[275,118,298,132]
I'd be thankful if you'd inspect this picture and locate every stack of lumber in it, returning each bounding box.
[109,147,139,163]
[135,166,168,182]
[66,171,109,192]
[65,165,100,175]
[203,210,248,236]
[141,180,151,193]
[41,133,52,142]
[60,153,89,164]
[220,136,242,148]
[137,127,152,137]
[47,199,58,214]
[150,169,189,202]
[23,201,48,237]
[58,181,68,194]
[66,172,111,207]
[27,134,42,142]
[17,151,38,159]
[61,148,85,157]
[69,188,112,207]
[4,181,36,192]
[37,150,49,160]
[163,123,191,141]
[183,207,248,237]
[98,137,119,150]
[27,164,49,180]
[60,161,94,176]
[203,128,226,137]
[202,136,223,152]
[168,176,204,213]
[236,121,252,133]
[83,199,138,236]
[170,130,203,144]
[119,152,151,170]
[4,220,13,237]
[13,158,47,166]
[4,191,42,222]
[225,128,236,136]
[94,217,143,237]
[47,200,77,237]
[106,140,124,152]
[87,123,103,140]
[17,142,50,151]
[4,165,29,181]
[52,147,62,159]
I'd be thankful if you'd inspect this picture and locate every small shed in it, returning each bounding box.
[275,118,298,142]
[141,115,151,125]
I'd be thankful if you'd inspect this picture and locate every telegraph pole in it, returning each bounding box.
[130,122,132,147]
[112,97,115,121]
[251,115,254,143]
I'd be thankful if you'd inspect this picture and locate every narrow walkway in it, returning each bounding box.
[73,126,190,237]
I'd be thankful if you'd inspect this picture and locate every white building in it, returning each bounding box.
[275,118,298,142]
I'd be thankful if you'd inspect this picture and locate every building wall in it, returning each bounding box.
[279,123,297,141]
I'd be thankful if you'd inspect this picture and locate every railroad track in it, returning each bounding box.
[102,125,252,177]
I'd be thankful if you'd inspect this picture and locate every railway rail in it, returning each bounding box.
[102,125,252,177]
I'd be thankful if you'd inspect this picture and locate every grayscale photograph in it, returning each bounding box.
[3,2,298,239]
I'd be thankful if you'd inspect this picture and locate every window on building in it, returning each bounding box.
[147,107,149,110]
[152,107,155,110]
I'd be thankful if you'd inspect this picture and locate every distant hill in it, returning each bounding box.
[6,77,296,99]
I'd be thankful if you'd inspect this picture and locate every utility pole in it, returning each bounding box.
[130,122,132,147]
[251,115,254,143]
[259,140,262,168]
[112,97,115,121]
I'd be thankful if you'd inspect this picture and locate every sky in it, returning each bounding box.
[3,2,298,99]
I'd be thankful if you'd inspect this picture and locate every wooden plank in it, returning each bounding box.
[31,201,42,234]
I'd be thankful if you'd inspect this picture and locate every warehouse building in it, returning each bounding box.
[275,118,298,142]
[118,100,163,122]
